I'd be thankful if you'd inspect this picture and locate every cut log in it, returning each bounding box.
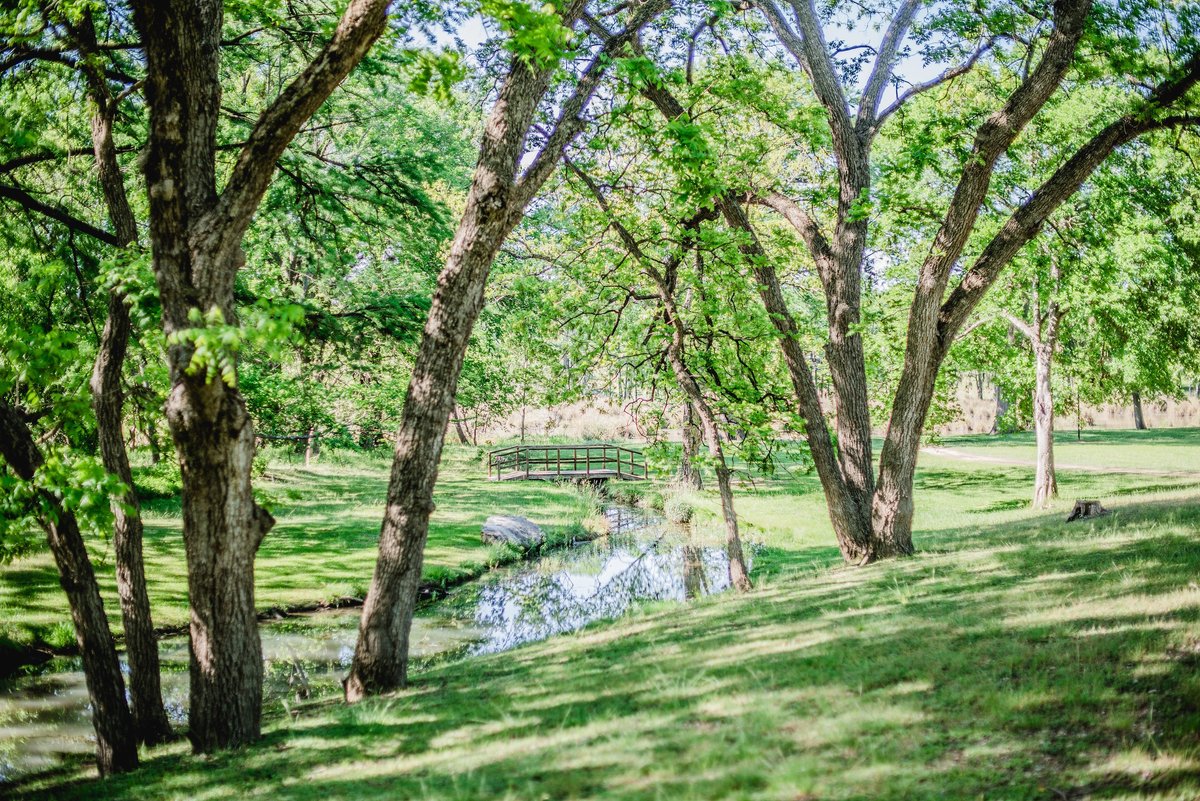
[1066,499,1110,522]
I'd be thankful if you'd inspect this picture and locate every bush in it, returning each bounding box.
[662,492,694,524]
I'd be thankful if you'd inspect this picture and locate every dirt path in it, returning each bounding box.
[921,446,1198,478]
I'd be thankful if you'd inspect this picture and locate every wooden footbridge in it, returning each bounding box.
[488,444,647,482]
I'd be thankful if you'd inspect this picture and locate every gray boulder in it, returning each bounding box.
[482,515,544,549]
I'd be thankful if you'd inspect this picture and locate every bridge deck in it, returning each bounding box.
[488,444,647,482]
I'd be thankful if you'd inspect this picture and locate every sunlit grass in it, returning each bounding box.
[7,430,1200,799]
[0,447,597,657]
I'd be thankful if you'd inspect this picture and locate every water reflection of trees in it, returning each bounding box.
[468,519,743,654]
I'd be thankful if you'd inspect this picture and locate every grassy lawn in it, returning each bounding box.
[0,446,598,660]
[930,427,1200,473]
[8,429,1200,799]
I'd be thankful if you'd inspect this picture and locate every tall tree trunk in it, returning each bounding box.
[81,44,174,745]
[1132,390,1147,430]
[0,402,137,776]
[345,217,518,699]
[304,426,318,466]
[1033,338,1058,507]
[345,0,668,700]
[677,401,703,489]
[132,0,392,749]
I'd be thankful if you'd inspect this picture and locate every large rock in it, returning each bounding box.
[482,515,544,549]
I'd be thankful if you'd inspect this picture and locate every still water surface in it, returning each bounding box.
[0,506,750,782]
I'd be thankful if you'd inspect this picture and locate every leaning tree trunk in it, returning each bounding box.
[676,401,703,489]
[92,296,174,746]
[344,0,668,699]
[695,411,752,592]
[85,65,174,746]
[662,333,751,592]
[0,402,137,776]
[1132,390,1147,430]
[345,210,516,699]
[1032,339,1059,507]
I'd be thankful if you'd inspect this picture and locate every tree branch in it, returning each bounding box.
[516,0,670,208]
[745,191,834,281]
[0,183,121,245]
[205,0,392,257]
[856,0,920,133]
[939,108,1200,344]
[873,37,995,135]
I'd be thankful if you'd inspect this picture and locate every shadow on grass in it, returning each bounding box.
[15,494,1200,801]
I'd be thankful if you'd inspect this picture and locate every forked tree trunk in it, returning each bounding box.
[1132,390,1147,430]
[132,0,392,749]
[0,402,137,776]
[677,402,703,489]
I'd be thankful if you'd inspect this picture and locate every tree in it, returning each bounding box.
[345,0,671,700]
[622,0,1200,561]
[566,162,751,590]
[128,0,393,751]
[1,1,173,750]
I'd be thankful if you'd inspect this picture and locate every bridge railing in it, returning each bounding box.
[488,444,647,481]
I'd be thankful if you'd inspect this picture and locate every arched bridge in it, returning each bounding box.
[488,444,647,482]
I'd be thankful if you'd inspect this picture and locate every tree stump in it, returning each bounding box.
[1066,499,1109,522]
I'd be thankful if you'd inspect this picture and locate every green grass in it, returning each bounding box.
[0,447,600,662]
[9,429,1200,799]
[931,427,1200,473]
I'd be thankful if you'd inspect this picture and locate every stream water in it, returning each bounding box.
[0,506,750,784]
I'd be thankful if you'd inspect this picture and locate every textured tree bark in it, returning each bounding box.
[677,402,703,489]
[346,0,669,700]
[77,27,175,743]
[0,402,137,775]
[1132,391,1147,430]
[130,0,392,749]
[345,208,521,698]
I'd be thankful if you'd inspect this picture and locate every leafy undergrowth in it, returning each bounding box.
[15,492,1200,799]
